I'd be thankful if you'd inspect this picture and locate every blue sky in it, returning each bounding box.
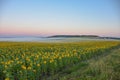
[0,0,120,37]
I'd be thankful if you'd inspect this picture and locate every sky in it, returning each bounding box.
[0,0,120,37]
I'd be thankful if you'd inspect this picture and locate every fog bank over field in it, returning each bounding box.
[0,35,120,42]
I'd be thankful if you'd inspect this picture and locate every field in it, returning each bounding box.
[0,41,120,80]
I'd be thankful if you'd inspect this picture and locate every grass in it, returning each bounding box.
[50,46,120,80]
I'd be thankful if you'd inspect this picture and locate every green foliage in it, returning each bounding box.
[0,41,120,80]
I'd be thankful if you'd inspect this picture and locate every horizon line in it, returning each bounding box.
[0,34,120,38]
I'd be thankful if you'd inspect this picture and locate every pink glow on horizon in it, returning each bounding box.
[0,28,120,37]
[0,25,120,37]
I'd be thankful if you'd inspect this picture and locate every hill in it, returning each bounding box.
[47,35,100,38]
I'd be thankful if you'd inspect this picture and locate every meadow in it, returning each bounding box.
[0,41,120,80]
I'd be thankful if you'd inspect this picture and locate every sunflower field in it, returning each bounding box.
[0,41,120,80]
